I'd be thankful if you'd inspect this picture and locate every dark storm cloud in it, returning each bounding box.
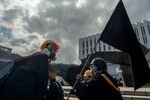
[124,0,150,23]
[0,26,14,39]
[23,16,52,33]
[10,39,28,46]
[28,35,38,40]
[2,8,23,23]
[57,45,78,64]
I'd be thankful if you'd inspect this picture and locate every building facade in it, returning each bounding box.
[132,20,150,48]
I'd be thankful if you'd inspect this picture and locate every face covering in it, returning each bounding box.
[90,65,99,76]
[42,48,56,61]
[47,45,56,61]
[42,48,51,56]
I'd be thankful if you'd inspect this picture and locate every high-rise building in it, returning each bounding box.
[132,20,150,48]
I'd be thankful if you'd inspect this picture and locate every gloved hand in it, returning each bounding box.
[76,74,82,80]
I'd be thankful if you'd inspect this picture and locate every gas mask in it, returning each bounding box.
[42,44,57,61]
[49,51,56,61]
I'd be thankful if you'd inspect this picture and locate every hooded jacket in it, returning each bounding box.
[75,72,123,100]
[0,54,49,100]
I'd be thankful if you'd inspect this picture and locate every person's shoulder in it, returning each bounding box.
[33,53,48,57]
[92,73,106,83]
[15,53,47,62]
[51,81,62,89]
[31,53,49,60]
[52,80,61,86]
[104,72,115,81]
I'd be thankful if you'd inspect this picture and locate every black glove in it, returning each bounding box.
[76,74,82,80]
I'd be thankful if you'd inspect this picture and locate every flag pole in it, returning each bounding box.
[66,38,101,100]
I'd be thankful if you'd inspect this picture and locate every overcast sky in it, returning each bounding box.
[0,0,150,64]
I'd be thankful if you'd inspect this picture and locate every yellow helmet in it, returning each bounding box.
[84,70,93,77]
[40,40,60,52]
[48,70,57,79]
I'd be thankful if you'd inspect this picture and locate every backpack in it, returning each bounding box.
[46,80,64,100]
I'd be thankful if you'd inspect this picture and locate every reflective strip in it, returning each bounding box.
[101,74,120,92]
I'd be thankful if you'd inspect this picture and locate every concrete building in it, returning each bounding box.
[132,20,150,48]
[79,20,150,82]
[0,45,12,62]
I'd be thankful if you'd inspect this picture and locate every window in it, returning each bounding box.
[90,39,92,47]
[103,44,106,51]
[145,37,148,44]
[82,49,84,55]
[82,42,84,48]
[86,40,88,48]
[86,40,88,54]
[87,49,88,54]
[134,28,139,38]
[108,45,111,51]
[141,26,147,44]
[82,41,85,55]
[90,39,92,53]
[94,39,96,45]
[94,39,97,52]
[99,41,101,51]
[90,48,92,53]
[141,26,145,35]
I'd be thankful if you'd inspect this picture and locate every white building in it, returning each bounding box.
[132,20,150,48]
[79,33,118,60]
[79,20,150,82]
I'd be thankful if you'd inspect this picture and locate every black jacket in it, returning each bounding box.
[45,79,64,100]
[0,54,49,100]
[75,72,123,100]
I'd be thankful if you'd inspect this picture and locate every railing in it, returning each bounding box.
[63,86,150,100]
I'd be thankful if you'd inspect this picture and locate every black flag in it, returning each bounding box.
[99,0,150,90]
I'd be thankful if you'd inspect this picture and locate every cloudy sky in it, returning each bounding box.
[0,0,150,64]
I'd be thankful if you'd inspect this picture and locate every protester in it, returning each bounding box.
[45,70,64,100]
[0,39,60,100]
[74,58,123,100]
[73,70,93,100]
[83,70,93,78]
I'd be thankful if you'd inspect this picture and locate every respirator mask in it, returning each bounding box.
[42,44,56,61]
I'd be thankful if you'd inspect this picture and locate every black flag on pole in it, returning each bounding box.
[99,0,150,90]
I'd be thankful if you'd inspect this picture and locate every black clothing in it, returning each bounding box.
[75,77,89,100]
[45,79,64,100]
[0,54,49,100]
[75,72,123,100]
